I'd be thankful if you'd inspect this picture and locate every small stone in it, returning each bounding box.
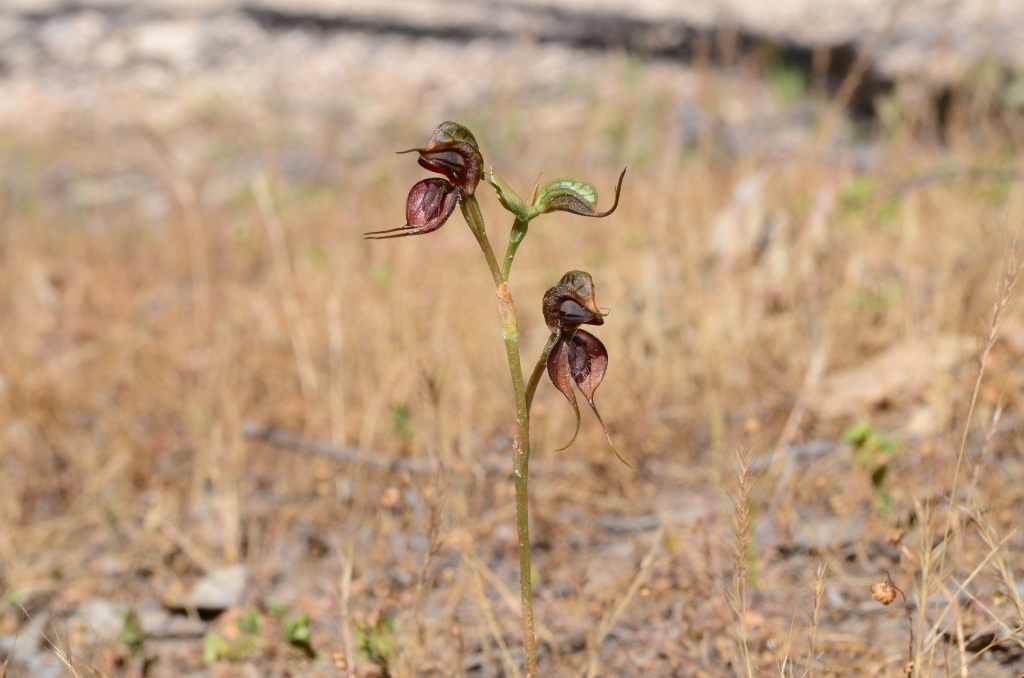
[39,11,106,64]
[72,599,125,644]
[130,20,204,70]
[379,486,401,509]
[171,564,248,613]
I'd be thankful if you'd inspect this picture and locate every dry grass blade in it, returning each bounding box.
[252,173,319,409]
[800,560,828,678]
[462,552,557,652]
[923,531,1016,658]
[768,334,831,515]
[466,559,521,678]
[725,448,760,678]
[578,527,663,678]
[144,133,212,336]
[338,545,357,678]
[328,292,348,447]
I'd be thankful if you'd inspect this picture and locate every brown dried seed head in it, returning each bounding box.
[872,580,897,605]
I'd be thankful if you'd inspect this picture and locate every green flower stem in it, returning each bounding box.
[461,195,503,287]
[501,218,529,282]
[461,196,538,678]
[526,333,556,414]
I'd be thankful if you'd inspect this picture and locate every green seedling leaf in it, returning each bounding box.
[664,532,679,553]
[391,405,413,441]
[283,615,310,642]
[356,616,396,675]
[874,490,892,515]
[838,176,879,216]
[268,601,287,620]
[237,608,259,636]
[841,422,872,446]
[203,633,230,663]
[283,614,316,658]
[120,610,145,655]
[843,422,900,515]
[768,64,808,103]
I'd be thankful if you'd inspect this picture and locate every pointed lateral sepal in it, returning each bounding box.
[530,168,626,219]
[546,336,581,452]
[365,178,458,239]
[568,330,631,469]
[482,169,530,222]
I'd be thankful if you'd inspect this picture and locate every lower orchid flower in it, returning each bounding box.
[542,271,629,467]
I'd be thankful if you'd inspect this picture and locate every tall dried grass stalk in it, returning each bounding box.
[728,450,758,678]
[252,174,319,412]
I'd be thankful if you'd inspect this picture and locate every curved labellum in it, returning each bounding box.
[531,168,626,219]
[546,329,630,468]
[365,178,458,239]
[398,121,484,195]
[541,270,608,332]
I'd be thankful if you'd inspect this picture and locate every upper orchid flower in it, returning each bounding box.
[543,271,629,467]
[365,121,484,239]
[401,121,484,195]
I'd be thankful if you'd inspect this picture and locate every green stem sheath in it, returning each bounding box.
[461,194,538,678]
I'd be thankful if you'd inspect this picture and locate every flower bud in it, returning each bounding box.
[530,169,625,219]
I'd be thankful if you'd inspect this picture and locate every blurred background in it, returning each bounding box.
[3,1,1024,676]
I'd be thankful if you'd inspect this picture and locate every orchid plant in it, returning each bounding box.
[366,122,626,677]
